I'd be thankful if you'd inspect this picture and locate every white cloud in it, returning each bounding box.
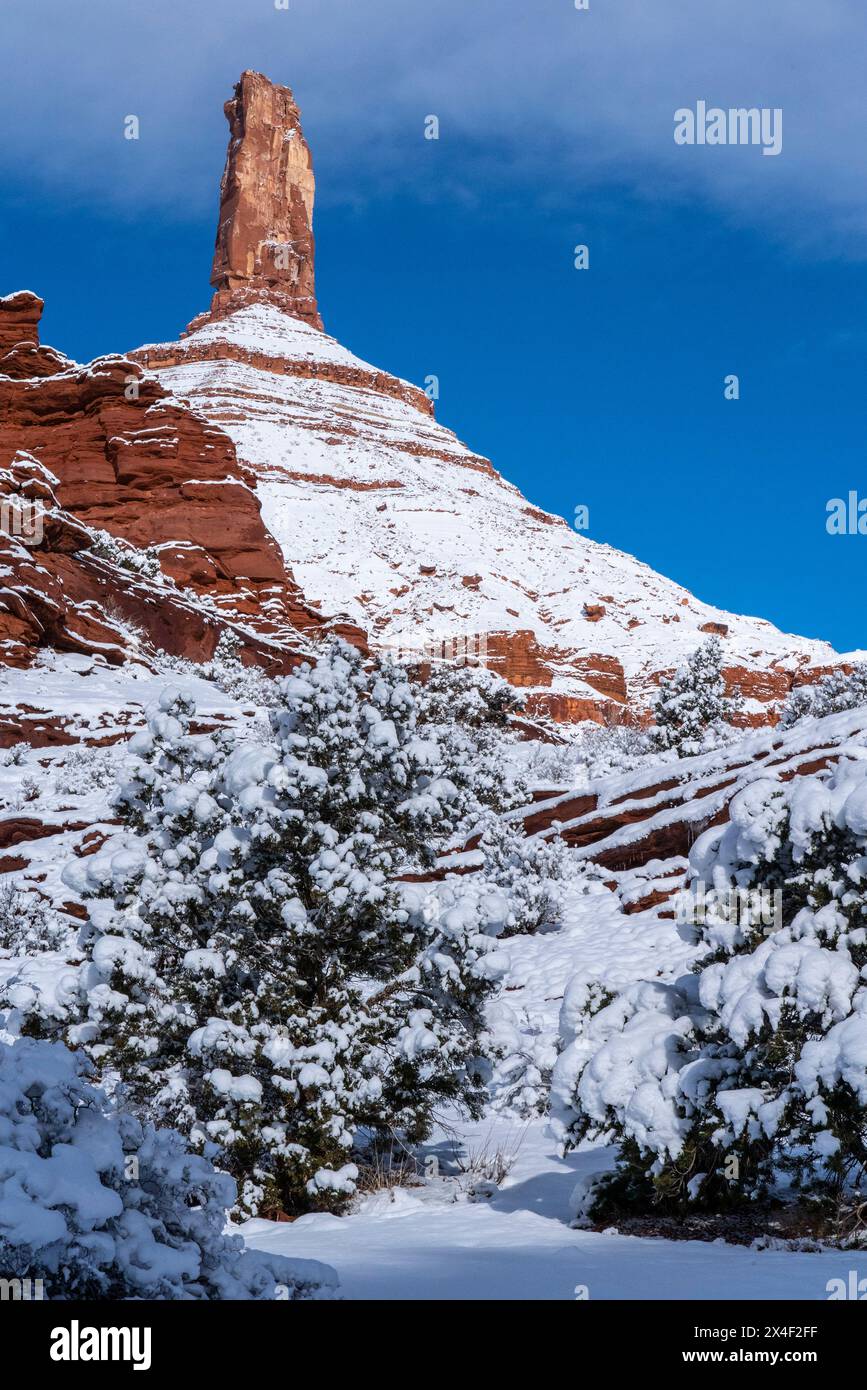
[2,0,866,256]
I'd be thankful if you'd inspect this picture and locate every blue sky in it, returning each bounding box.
[2,0,866,651]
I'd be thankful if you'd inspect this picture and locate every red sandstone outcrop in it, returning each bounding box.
[0,291,363,669]
[0,292,66,380]
[0,447,299,672]
[206,70,322,330]
[520,714,867,877]
[0,291,42,357]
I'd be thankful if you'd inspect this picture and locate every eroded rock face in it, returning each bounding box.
[0,292,363,669]
[0,291,42,357]
[0,292,66,381]
[0,452,124,667]
[207,70,322,330]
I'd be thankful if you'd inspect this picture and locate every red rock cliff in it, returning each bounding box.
[0,291,362,670]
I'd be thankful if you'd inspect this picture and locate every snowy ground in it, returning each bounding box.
[242,1113,852,1301]
[241,887,852,1302]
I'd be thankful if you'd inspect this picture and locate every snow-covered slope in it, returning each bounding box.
[134,302,852,724]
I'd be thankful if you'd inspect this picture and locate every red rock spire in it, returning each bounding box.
[207,70,323,330]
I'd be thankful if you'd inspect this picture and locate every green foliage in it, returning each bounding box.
[18,642,501,1218]
[650,636,743,758]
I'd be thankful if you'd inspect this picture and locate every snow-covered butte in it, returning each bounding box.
[130,71,856,725]
[134,299,852,726]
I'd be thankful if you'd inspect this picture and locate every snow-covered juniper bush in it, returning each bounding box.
[412,660,528,819]
[12,641,507,1217]
[650,636,743,759]
[473,812,577,937]
[0,881,68,955]
[551,761,867,1236]
[193,628,281,707]
[779,663,867,729]
[87,528,162,581]
[0,1036,336,1299]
